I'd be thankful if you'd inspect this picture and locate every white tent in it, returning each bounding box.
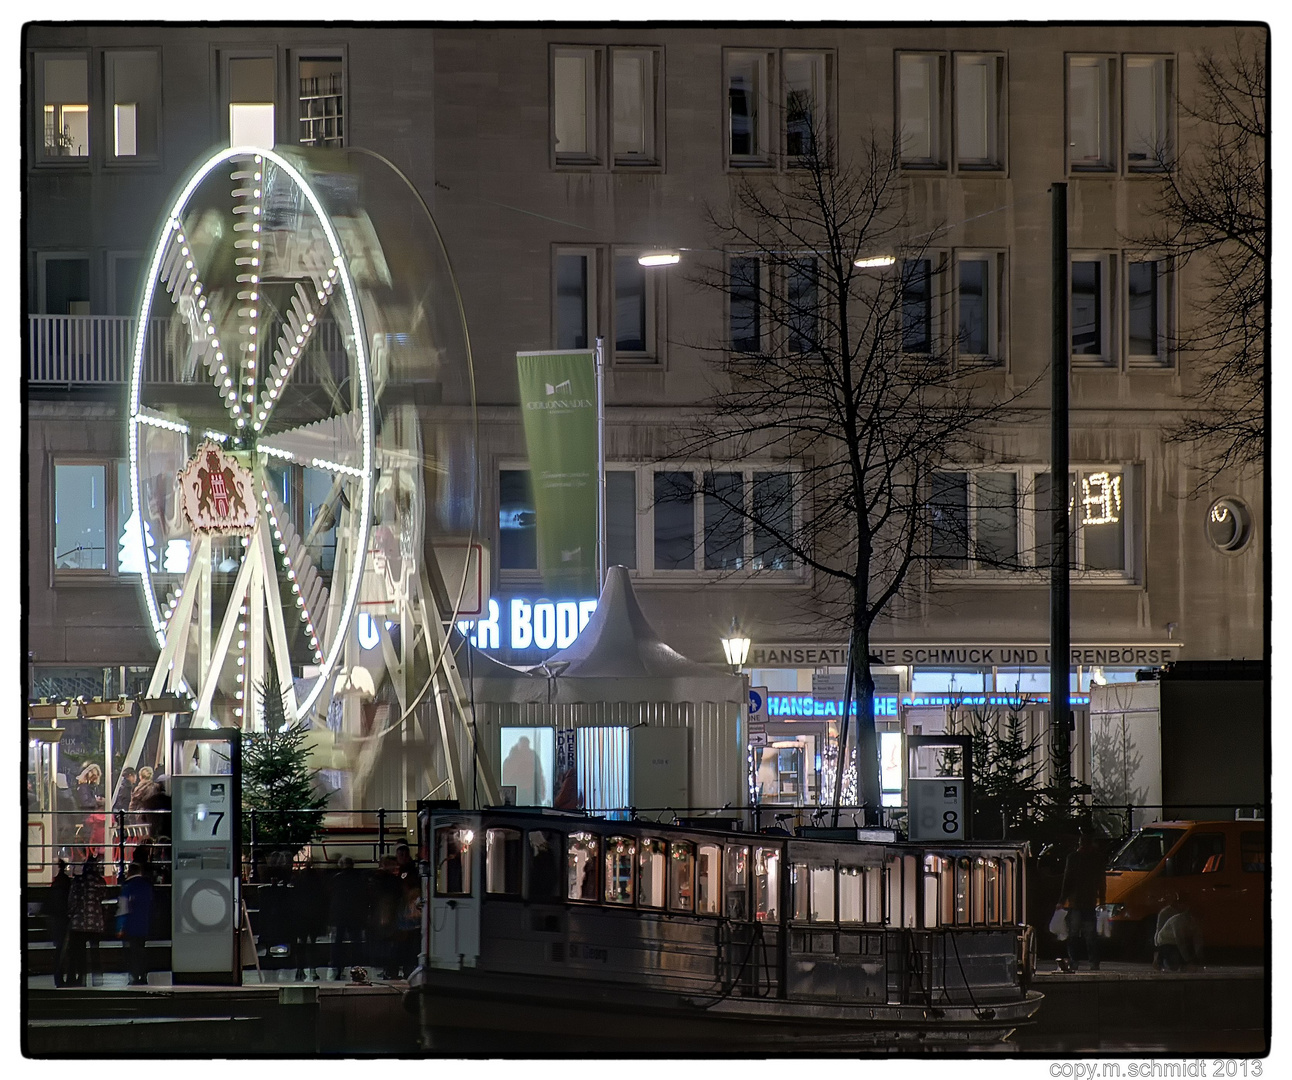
[462,567,746,815]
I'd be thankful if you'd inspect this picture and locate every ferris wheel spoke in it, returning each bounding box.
[261,485,329,666]
[255,411,364,472]
[253,268,341,435]
[192,528,261,726]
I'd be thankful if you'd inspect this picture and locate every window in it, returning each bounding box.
[724,844,750,920]
[500,726,553,806]
[955,252,1003,364]
[526,829,563,901]
[954,54,1004,168]
[787,258,818,353]
[54,464,109,572]
[784,51,828,159]
[839,866,863,923]
[227,54,276,148]
[1206,496,1253,554]
[651,467,795,575]
[1240,832,1265,873]
[984,859,1000,923]
[485,828,523,895]
[639,837,667,907]
[1124,56,1172,169]
[930,470,1022,572]
[901,258,933,354]
[809,863,835,923]
[499,466,637,576]
[604,836,636,904]
[611,48,659,164]
[295,53,344,148]
[669,840,695,912]
[729,256,762,353]
[1068,56,1115,170]
[38,53,89,160]
[434,825,473,897]
[898,53,944,166]
[696,843,721,915]
[1035,467,1134,574]
[567,831,599,900]
[1071,254,1113,365]
[554,245,658,361]
[553,46,600,163]
[954,857,971,925]
[39,254,90,315]
[754,846,780,921]
[105,51,159,160]
[1171,832,1226,876]
[554,45,662,168]
[1127,257,1170,366]
[109,253,143,316]
[727,50,771,164]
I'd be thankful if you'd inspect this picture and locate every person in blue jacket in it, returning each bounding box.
[118,861,155,985]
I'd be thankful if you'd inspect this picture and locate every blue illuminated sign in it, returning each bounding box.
[765,692,1090,718]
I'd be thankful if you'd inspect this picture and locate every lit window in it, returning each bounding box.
[604,836,637,904]
[554,46,600,162]
[754,847,780,921]
[611,48,657,163]
[638,838,667,908]
[1068,56,1114,170]
[40,55,89,159]
[566,832,599,901]
[724,844,750,920]
[500,726,554,806]
[955,54,1003,168]
[1206,496,1252,554]
[809,863,835,923]
[898,53,944,166]
[839,866,863,923]
[297,54,344,148]
[1035,467,1132,573]
[54,464,108,572]
[696,844,721,915]
[228,56,275,148]
[1124,56,1172,169]
[669,840,695,912]
[434,825,473,897]
[728,50,771,163]
[106,51,159,159]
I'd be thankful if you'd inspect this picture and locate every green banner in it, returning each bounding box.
[517,350,598,594]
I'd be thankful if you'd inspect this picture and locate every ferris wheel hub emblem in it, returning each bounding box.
[177,441,258,535]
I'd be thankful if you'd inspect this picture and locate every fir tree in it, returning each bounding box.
[241,663,328,860]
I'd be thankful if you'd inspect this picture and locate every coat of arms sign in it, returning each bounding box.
[177,441,258,534]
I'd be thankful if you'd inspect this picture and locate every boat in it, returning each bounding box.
[406,804,1042,1052]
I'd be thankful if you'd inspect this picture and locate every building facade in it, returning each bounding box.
[25,24,1265,809]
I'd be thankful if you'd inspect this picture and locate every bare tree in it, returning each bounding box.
[672,117,1027,820]
[1131,32,1266,481]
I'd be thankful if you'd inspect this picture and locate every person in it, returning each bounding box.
[394,867,422,980]
[292,854,329,981]
[117,861,154,984]
[394,843,420,888]
[1058,827,1106,972]
[328,856,369,979]
[368,855,403,978]
[113,767,137,814]
[501,736,544,805]
[74,763,105,860]
[66,854,106,986]
[1154,892,1204,971]
[46,859,72,987]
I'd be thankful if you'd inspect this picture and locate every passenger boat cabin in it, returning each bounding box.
[419,807,1031,1008]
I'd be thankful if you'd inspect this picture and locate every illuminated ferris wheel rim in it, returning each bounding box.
[128,143,375,721]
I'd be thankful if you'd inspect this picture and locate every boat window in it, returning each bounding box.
[923,853,945,928]
[1001,856,1015,922]
[724,843,750,920]
[639,838,666,908]
[567,831,599,901]
[955,857,971,925]
[434,825,474,897]
[984,858,1000,923]
[754,847,780,922]
[604,836,636,904]
[972,857,987,924]
[669,840,695,912]
[901,854,918,928]
[839,866,863,923]
[526,829,563,902]
[810,863,835,923]
[485,828,523,896]
[864,866,884,924]
[791,863,809,920]
[696,843,721,915]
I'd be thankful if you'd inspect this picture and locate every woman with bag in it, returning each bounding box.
[117,862,155,984]
[66,855,106,986]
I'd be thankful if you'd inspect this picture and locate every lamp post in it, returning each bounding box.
[720,619,751,674]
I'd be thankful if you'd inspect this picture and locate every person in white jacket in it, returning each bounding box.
[1154,892,1204,971]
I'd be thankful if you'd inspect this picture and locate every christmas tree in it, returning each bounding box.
[242,662,328,860]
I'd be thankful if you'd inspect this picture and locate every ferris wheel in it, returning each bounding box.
[125,145,375,734]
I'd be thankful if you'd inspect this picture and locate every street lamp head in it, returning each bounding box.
[853,254,896,269]
[638,250,681,267]
[721,619,751,669]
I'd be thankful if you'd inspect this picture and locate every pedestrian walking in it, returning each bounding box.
[117,861,155,984]
[1058,827,1107,972]
[66,854,106,986]
[292,854,328,981]
[368,855,402,978]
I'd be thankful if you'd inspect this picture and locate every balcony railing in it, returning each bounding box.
[28,314,350,387]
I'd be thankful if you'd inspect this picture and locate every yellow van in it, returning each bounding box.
[1102,820,1266,955]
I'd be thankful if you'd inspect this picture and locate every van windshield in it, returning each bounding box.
[1109,828,1186,872]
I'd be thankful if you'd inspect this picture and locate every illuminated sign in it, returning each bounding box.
[764,692,1090,718]
[750,643,1180,667]
[456,597,599,652]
